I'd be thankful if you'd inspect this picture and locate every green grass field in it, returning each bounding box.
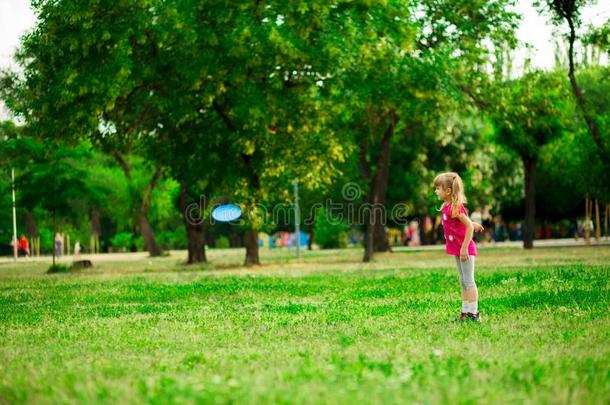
[1,246,609,404]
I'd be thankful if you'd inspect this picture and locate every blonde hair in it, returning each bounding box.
[434,172,467,217]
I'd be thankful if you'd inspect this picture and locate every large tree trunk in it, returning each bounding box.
[138,165,163,257]
[179,181,207,264]
[604,204,610,240]
[523,158,537,249]
[185,222,206,263]
[371,125,392,253]
[138,214,162,256]
[244,229,260,266]
[594,199,601,243]
[26,211,38,256]
[90,208,100,254]
[362,110,397,262]
[214,100,263,265]
[112,153,163,257]
[370,204,389,253]
[363,216,374,262]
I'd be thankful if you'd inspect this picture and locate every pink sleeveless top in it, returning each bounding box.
[441,203,477,256]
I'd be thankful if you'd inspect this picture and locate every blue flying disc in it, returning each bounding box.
[211,204,242,222]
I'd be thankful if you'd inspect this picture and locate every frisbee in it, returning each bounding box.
[211,204,242,222]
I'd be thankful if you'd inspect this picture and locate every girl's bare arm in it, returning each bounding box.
[458,214,474,260]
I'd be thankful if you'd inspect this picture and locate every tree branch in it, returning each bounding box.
[458,84,490,111]
[565,11,605,155]
[140,164,163,214]
[111,152,131,180]
[212,98,237,131]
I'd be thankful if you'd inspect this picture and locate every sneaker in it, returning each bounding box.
[464,312,481,322]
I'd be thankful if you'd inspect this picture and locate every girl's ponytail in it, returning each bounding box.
[450,175,466,217]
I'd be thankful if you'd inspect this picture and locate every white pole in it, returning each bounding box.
[11,168,17,261]
[293,180,301,258]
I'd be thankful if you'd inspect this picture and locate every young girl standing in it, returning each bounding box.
[434,172,484,321]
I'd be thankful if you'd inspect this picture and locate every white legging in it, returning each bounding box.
[454,256,476,290]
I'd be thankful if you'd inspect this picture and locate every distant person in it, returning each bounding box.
[585,219,594,236]
[481,206,493,243]
[10,237,16,257]
[517,222,524,241]
[579,219,594,240]
[408,221,420,247]
[19,235,30,257]
[74,240,81,259]
[493,216,507,242]
[281,232,290,248]
[54,233,63,257]
[434,172,485,322]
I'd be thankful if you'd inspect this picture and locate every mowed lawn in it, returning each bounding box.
[0,246,609,404]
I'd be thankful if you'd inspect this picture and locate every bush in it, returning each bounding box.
[157,228,187,249]
[39,228,54,254]
[133,236,145,252]
[46,264,70,274]
[313,207,350,249]
[110,232,133,252]
[215,235,230,249]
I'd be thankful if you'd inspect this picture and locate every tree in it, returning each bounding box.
[196,1,400,265]
[0,0,521,265]
[0,123,109,263]
[537,66,610,242]
[324,0,518,261]
[0,0,354,265]
[0,0,172,257]
[493,71,574,248]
